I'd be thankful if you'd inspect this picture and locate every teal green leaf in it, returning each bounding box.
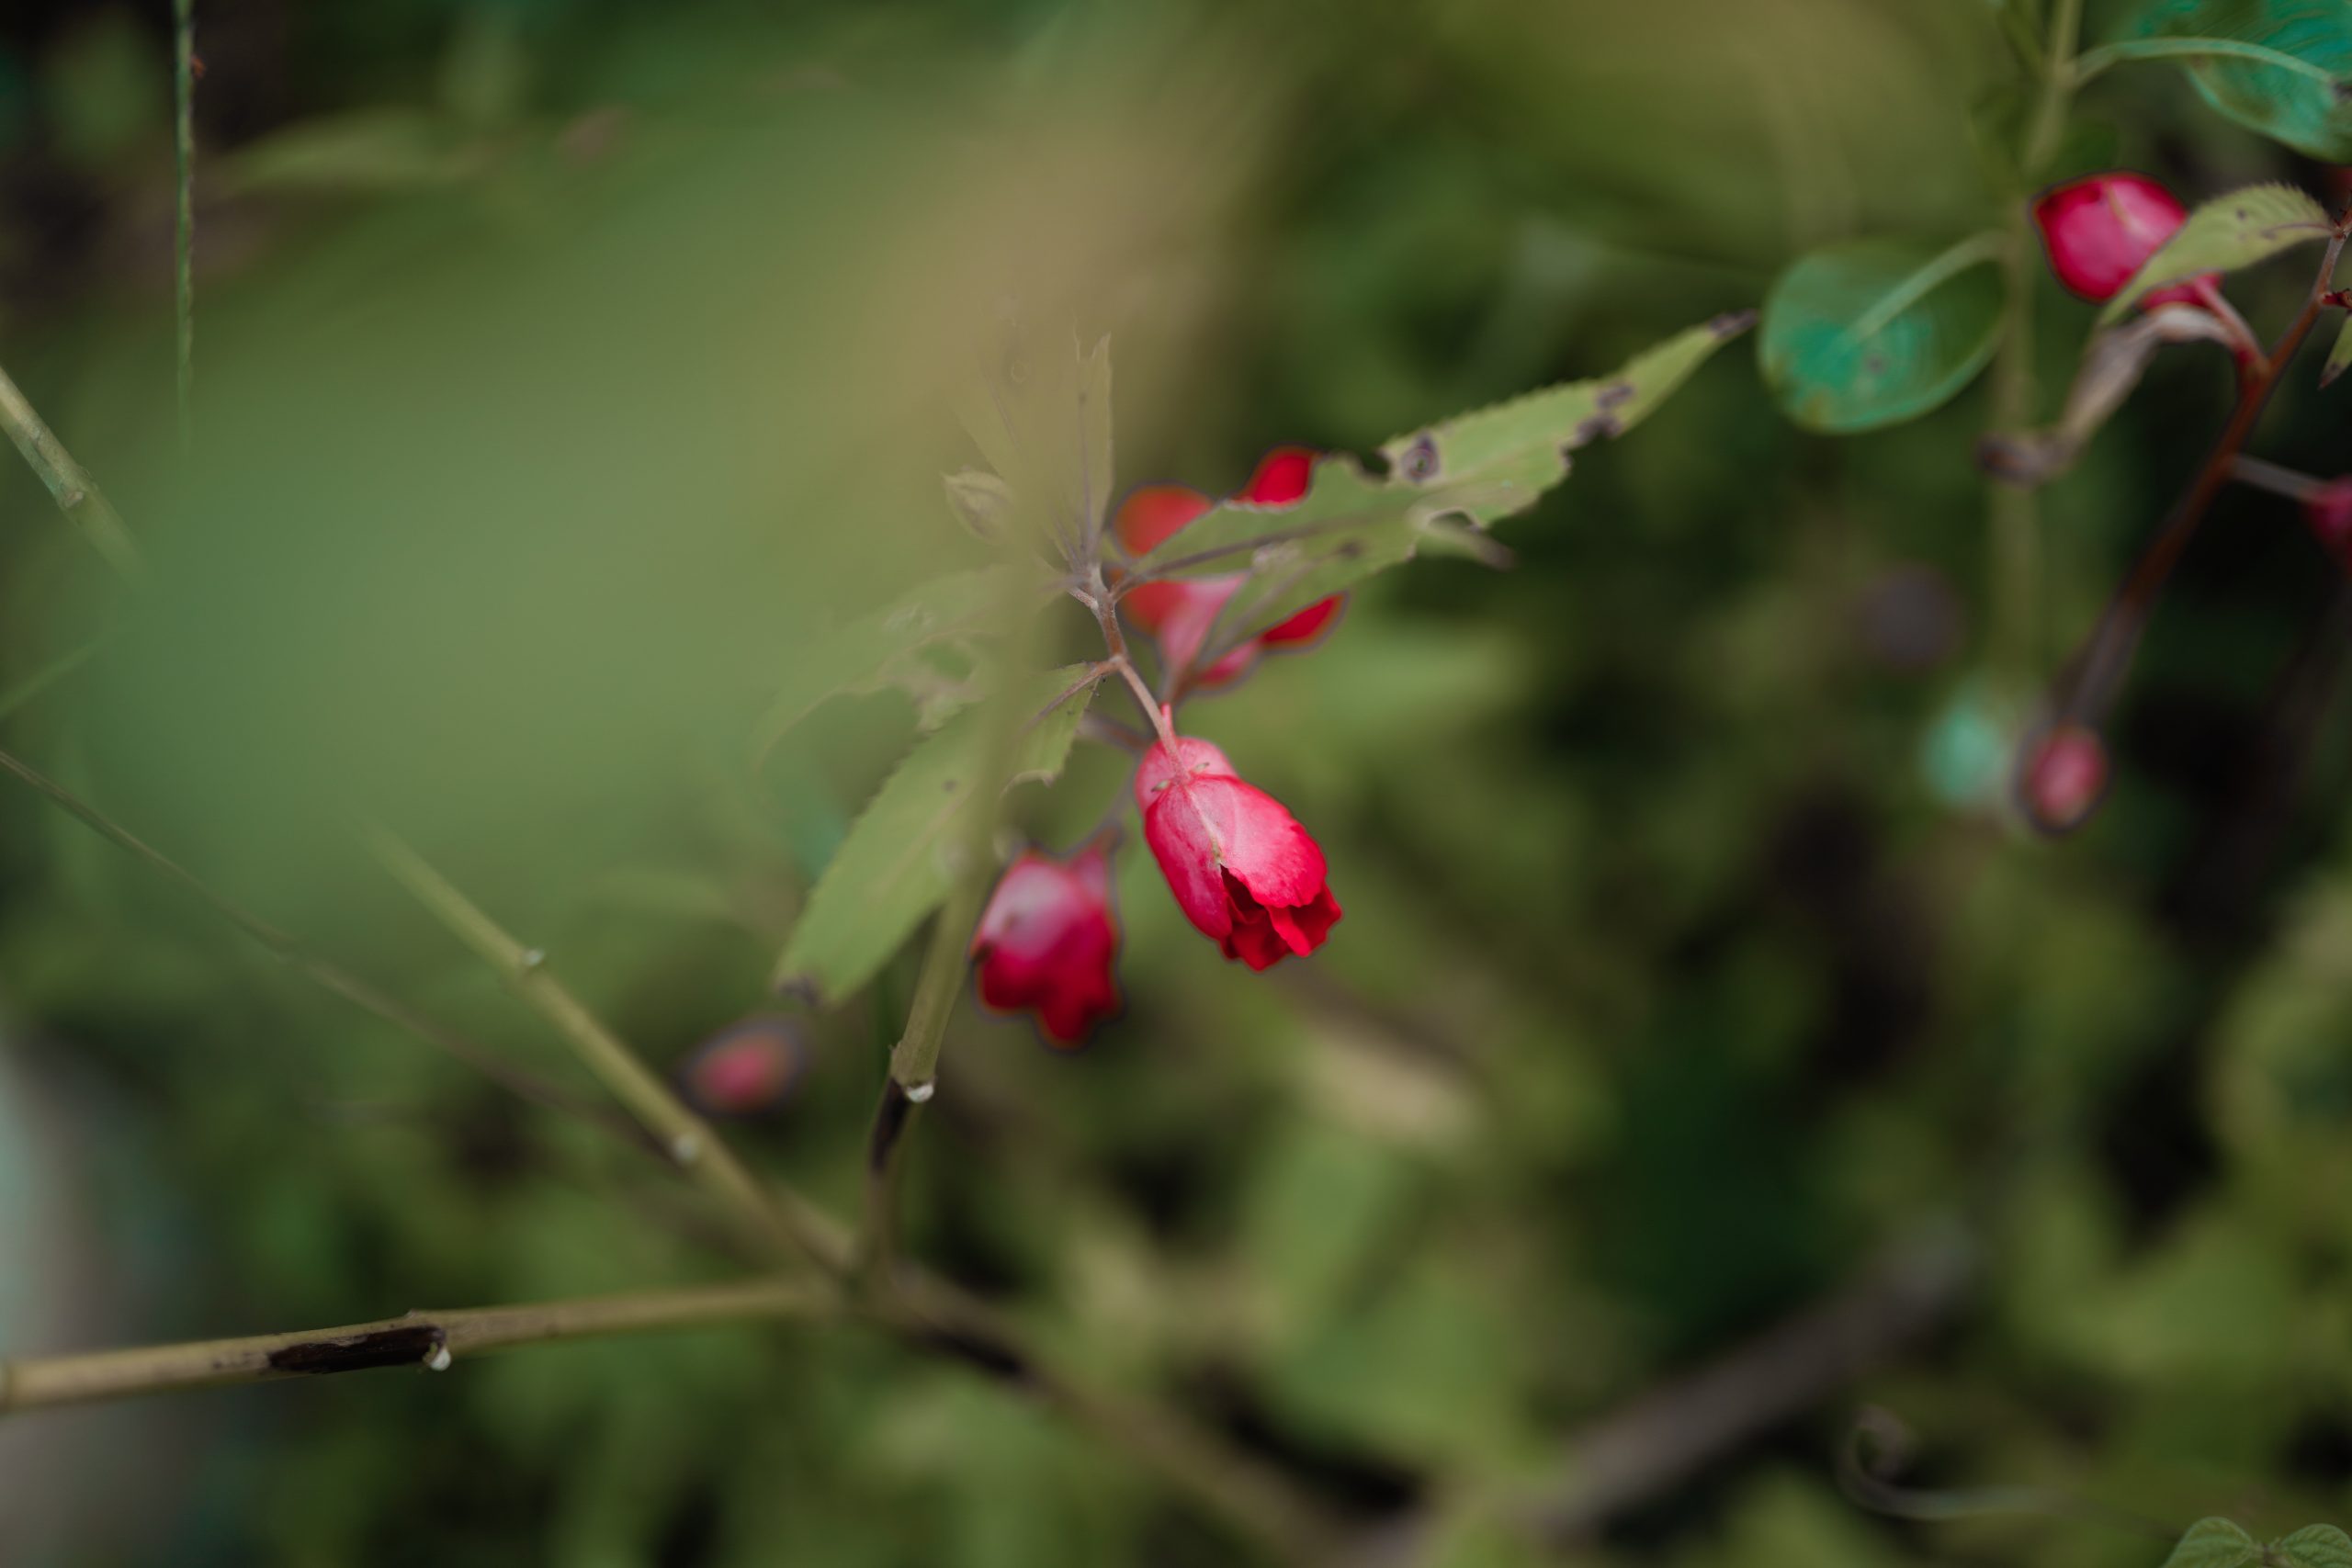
[2278,1525,2352,1568]
[2161,1518,2261,1568]
[1121,314,1748,649]
[1759,235,2006,433]
[772,666,1095,1002]
[751,565,1035,762]
[2118,0,2352,161]
[2323,312,2352,387]
[2098,182,2333,324]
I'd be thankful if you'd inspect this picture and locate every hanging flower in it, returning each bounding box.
[969,844,1122,1046]
[1135,736,1340,970]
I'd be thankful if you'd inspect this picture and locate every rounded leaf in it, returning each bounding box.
[2161,1518,2259,1568]
[2278,1525,2352,1568]
[2124,0,2352,161]
[1760,237,2006,434]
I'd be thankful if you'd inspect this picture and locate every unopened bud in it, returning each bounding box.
[2017,722,2109,835]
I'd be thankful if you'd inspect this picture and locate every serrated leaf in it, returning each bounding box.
[2162,1518,2261,1568]
[1119,314,1747,649]
[1077,334,1114,547]
[1379,310,1757,495]
[1125,457,1510,653]
[2119,0,2352,160]
[2098,182,2334,324]
[1760,235,2007,433]
[2323,313,2352,387]
[953,329,1113,556]
[751,565,1034,761]
[2278,1525,2352,1568]
[773,666,1096,1002]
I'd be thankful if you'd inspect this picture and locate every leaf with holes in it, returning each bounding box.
[1120,314,1748,648]
[2117,0,2352,161]
[1760,235,2006,433]
[751,566,1038,762]
[773,666,1097,1002]
[2278,1525,2352,1568]
[2161,1518,2261,1568]
[1376,309,1756,498]
[2098,183,2334,324]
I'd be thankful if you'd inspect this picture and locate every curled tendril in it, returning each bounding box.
[1838,1406,2177,1543]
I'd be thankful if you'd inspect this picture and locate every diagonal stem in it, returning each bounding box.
[0,1280,831,1415]
[366,823,852,1273]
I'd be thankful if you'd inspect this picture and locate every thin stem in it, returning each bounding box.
[172,0,195,455]
[0,745,645,1148]
[2230,453,2328,504]
[1,1280,830,1415]
[2023,0,2082,176]
[0,359,145,581]
[365,823,852,1273]
[1080,566,1181,751]
[2057,220,2349,728]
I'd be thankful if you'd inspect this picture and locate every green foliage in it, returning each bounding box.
[2097,182,2334,324]
[2120,0,2352,160]
[2321,312,2352,387]
[2158,1519,2352,1568]
[772,667,1093,1002]
[1758,235,2006,433]
[1127,314,1748,647]
[752,566,1036,761]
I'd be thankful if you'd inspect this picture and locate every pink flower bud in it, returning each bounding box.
[2017,722,2109,834]
[1136,737,1340,969]
[2304,477,2352,564]
[681,1016,808,1117]
[969,845,1122,1047]
[2032,173,2215,307]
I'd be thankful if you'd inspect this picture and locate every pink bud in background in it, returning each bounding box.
[1136,737,1340,970]
[969,845,1122,1047]
[2303,476,2352,566]
[2018,722,2109,835]
[681,1016,808,1117]
[2032,173,2214,307]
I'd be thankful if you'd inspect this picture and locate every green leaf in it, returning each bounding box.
[2278,1525,2352,1568]
[751,565,1034,761]
[2322,312,2352,387]
[1380,310,1758,496]
[1077,333,1114,547]
[772,666,1096,1002]
[953,331,1114,555]
[1759,235,2006,433]
[1120,314,1750,649]
[2098,182,2334,324]
[2117,0,2352,160]
[2161,1518,2261,1568]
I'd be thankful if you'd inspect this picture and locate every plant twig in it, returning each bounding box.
[2055,217,2350,728]
[0,1280,830,1414]
[0,745,645,1148]
[173,0,196,454]
[0,359,145,581]
[365,823,852,1273]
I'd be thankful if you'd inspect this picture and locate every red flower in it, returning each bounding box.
[2032,173,2214,308]
[1136,736,1340,970]
[1109,447,1345,691]
[969,845,1122,1046]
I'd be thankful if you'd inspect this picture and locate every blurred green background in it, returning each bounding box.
[5,1,2352,1565]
